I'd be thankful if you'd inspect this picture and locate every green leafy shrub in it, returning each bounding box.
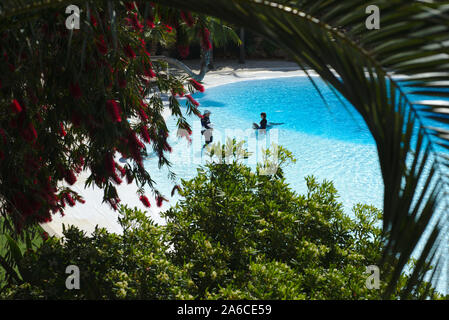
[1,207,194,299]
[0,144,445,299]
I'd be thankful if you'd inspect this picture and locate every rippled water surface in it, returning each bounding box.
[145,76,384,213]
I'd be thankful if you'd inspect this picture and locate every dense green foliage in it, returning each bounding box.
[0,220,45,290]
[1,148,444,299]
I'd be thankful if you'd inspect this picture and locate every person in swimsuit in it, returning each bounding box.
[253,112,267,130]
[201,110,213,148]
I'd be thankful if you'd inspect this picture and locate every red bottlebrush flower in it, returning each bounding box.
[201,28,212,51]
[69,82,82,99]
[106,100,122,122]
[180,11,195,27]
[139,195,151,208]
[177,45,190,59]
[96,35,108,55]
[42,232,49,241]
[116,163,126,177]
[186,94,200,106]
[59,122,67,137]
[165,24,173,33]
[112,172,123,185]
[156,196,167,207]
[189,79,205,92]
[22,122,38,142]
[65,193,76,207]
[108,198,118,211]
[64,169,77,185]
[75,156,85,173]
[10,99,22,113]
[131,12,143,31]
[77,198,86,204]
[124,17,132,27]
[140,126,151,143]
[145,17,155,29]
[138,38,151,57]
[127,131,144,166]
[196,112,204,119]
[144,67,156,78]
[129,130,145,150]
[138,105,149,122]
[59,195,66,208]
[178,86,185,97]
[123,44,136,59]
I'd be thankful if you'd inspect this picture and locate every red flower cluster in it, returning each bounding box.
[116,163,126,177]
[0,2,213,232]
[139,195,151,207]
[138,103,149,122]
[127,131,145,166]
[146,15,155,29]
[124,44,136,59]
[10,99,22,113]
[108,197,121,211]
[144,67,156,78]
[59,122,67,137]
[63,192,76,207]
[186,94,200,106]
[140,126,151,143]
[103,153,124,185]
[189,79,205,92]
[106,100,122,122]
[64,169,77,185]
[125,12,143,32]
[90,11,98,27]
[201,28,212,51]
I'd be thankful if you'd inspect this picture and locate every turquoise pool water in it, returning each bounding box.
[144,76,384,214]
[142,75,449,293]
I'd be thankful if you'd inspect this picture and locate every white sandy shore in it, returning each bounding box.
[40,59,311,238]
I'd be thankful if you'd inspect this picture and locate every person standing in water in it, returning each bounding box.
[253,112,267,131]
[201,110,213,148]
